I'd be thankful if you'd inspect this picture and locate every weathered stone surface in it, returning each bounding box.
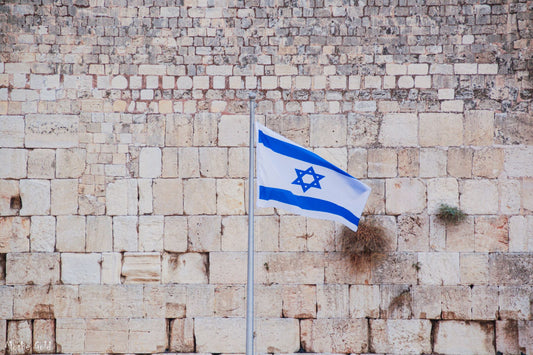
[256,318,300,353]
[398,214,430,251]
[209,252,246,284]
[317,284,349,318]
[378,113,418,147]
[163,252,208,284]
[139,147,162,178]
[19,179,50,216]
[0,116,24,147]
[372,252,417,284]
[217,179,245,215]
[257,252,324,284]
[113,216,138,251]
[195,317,245,353]
[499,286,531,320]
[0,217,29,253]
[7,320,32,355]
[164,216,187,252]
[106,179,138,215]
[460,252,489,284]
[412,285,441,319]
[309,114,346,147]
[301,319,368,353]
[474,216,509,252]
[101,252,121,284]
[434,320,495,355]
[184,178,216,214]
[464,110,494,146]
[33,319,55,354]
[214,285,245,317]
[61,253,101,284]
[139,215,164,251]
[86,215,112,252]
[170,318,194,352]
[386,179,426,214]
[370,319,432,354]
[56,148,86,178]
[56,318,86,353]
[418,252,460,285]
[419,113,463,147]
[25,114,79,148]
[0,149,27,179]
[350,285,380,318]
[6,253,59,285]
[441,286,472,319]
[122,252,161,283]
[56,215,85,252]
[368,148,397,178]
[128,318,167,353]
[282,285,316,318]
[460,180,498,214]
[504,147,533,178]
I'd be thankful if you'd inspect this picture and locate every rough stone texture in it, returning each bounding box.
[434,321,495,355]
[370,319,432,354]
[301,319,368,353]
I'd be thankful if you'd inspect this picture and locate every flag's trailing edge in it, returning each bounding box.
[256,122,371,232]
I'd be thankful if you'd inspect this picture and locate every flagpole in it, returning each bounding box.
[246,92,256,355]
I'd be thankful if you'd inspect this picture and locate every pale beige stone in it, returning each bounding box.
[504,147,533,178]
[221,216,247,251]
[153,179,183,215]
[214,285,245,317]
[279,215,307,251]
[473,147,504,178]
[0,180,20,216]
[56,215,85,252]
[398,214,429,251]
[78,284,144,318]
[195,317,245,353]
[27,149,55,178]
[475,216,509,252]
[412,285,441,319]
[257,252,324,284]
[187,285,215,317]
[255,215,280,251]
[51,179,78,215]
[6,253,59,285]
[460,180,498,214]
[472,285,499,320]
[509,216,533,252]
[301,319,368,353]
[368,148,397,177]
[7,320,32,355]
[164,216,187,252]
[188,215,221,251]
[447,147,473,178]
[434,321,495,355]
[219,115,249,146]
[193,113,218,146]
[106,179,138,215]
[33,319,55,354]
[139,215,164,251]
[166,115,193,146]
[184,178,216,214]
[0,116,24,147]
[419,113,463,146]
[361,179,385,215]
[378,113,418,146]
[139,147,161,178]
[179,147,199,177]
[199,147,227,177]
[500,179,521,214]
[86,215,112,252]
[128,318,167,353]
[427,177,459,214]
[446,216,475,252]
[101,252,122,284]
[386,178,426,214]
[350,285,380,318]
[464,110,494,146]
[163,252,208,283]
[0,217,29,253]
[496,320,520,354]
[162,147,178,177]
[85,318,128,353]
[317,284,349,318]
[209,252,246,284]
[170,318,194,352]
[379,284,413,319]
[20,179,50,215]
[228,147,248,177]
[61,253,101,284]
[56,148,86,178]
[30,216,55,252]
[420,148,447,177]
[56,319,86,353]
[441,286,472,319]
[25,114,79,148]
[113,216,138,251]
[499,286,531,320]
[282,285,316,318]
[309,115,346,147]
[256,318,300,353]
[122,252,161,283]
[217,179,245,215]
[460,252,489,285]
[347,148,367,178]
[370,319,432,354]
[418,252,460,285]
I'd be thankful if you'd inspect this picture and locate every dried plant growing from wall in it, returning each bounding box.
[436,203,466,225]
[340,217,390,256]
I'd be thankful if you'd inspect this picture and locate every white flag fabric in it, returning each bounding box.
[256,122,371,232]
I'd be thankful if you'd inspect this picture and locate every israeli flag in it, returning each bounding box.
[256,122,371,232]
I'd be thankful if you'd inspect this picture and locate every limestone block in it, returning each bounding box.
[165,284,187,318]
[86,216,112,252]
[162,148,178,177]
[378,113,418,146]
[152,179,183,215]
[471,286,499,320]
[412,285,441,319]
[113,216,138,251]
[301,319,368,353]
[122,252,161,283]
[78,285,144,318]
[489,253,533,285]
[0,217,29,252]
[195,317,245,353]
[386,178,426,214]
[33,319,55,354]
[314,147,347,171]
[164,216,187,252]
[214,285,245,317]
[255,285,282,317]
[25,114,79,148]
[193,113,218,146]
[85,318,128,353]
[7,320,32,355]
[473,148,504,178]
[0,149,27,178]
[279,215,307,251]
[209,252,246,284]
[19,179,50,215]
[474,216,508,252]
[0,180,20,216]
[282,285,316,318]
[13,285,77,319]
[380,284,412,319]
[188,215,221,251]
[217,179,245,215]
[309,114,346,147]
[56,318,86,353]
[325,252,371,284]
[139,215,164,251]
[257,252,324,284]
[505,147,533,177]
[184,178,216,214]
[518,321,533,354]
[139,147,161,178]
[509,216,533,252]
[50,179,78,215]
[496,320,520,355]
[0,116,24,147]
[347,148,367,178]
[170,318,194,352]
[418,252,460,285]
[500,179,521,214]
[0,320,5,354]
[256,318,300,353]
[128,318,167,353]
[187,285,215,317]
[163,252,207,283]
[460,180,498,214]
[55,215,85,252]
[398,75,414,88]
[370,319,432,354]
[419,148,447,177]
[386,63,406,75]
[106,179,138,215]
[0,287,13,318]
[199,147,227,177]
[6,253,59,285]
[434,321,495,355]
[317,284,349,318]
[447,147,473,178]
[419,113,463,147]
[398,215,429,251]
[56,148,86,178]
[101,252,121,284]
[179,147,200,177]
[523,179,533,212]
[61,253,101,284]
[441,286,472,319]
[368,148,397,178]
[350,285,380,318]
[347,113,380,147]
[361,179,385,215]
[460,252,489,284]
[427,178,459,214]
[219,115,248,147]
[228,147,248,177]
[30,216,54,252]
[499,286,531,320]
[430,215,446,251]
[464,110,494,146]
[446,216,475,251]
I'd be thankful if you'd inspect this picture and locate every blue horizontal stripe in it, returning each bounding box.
[259,186,360,227]
[258,128,352,178]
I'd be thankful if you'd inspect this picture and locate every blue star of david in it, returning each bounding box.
[292,166,325,193]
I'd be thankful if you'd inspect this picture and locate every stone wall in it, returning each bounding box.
[0,0,532,353]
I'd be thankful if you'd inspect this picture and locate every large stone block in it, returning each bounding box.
[152,179,183,215]
[162,252,208,284]
[0,180,20,216]
[301,319,368,353]
[139,147,162,178]
[0,116,24,147]
[474,216,508,252]
[472,286,499,320]
[309,114,346,147]
[499,286,531,320]
[56,215,85,252]
[56,319,86,353]
[378,113,418,147]
[0,149,27,178]
[489,253,533,285]
[350,285,380,318]
[0,217,29,252]
[447,147,473,178]
[217,179,245,215]
[50,179,78,215]
[446,216,475,252]
[106,179,138,215]
[122,252,161,283]
[412,285,441,319]
[33,319,55,354]
[464,110,494,146]
[139,215,164,251]
[166,115,193,146]
[78,285,144,318]
[282,285,316,318]
[61,253,101,284]
[19,179,50,215]
[195,317,245,353]
[398,214,430,251]
[85,318,128,353]
[419,113,463,147]
[219,115,248,146]
[368,148,397,178]
[184,178,216,214]
[473,147,504,178]
[128,318,167,353]
[434,320,495,355]
[505,147,533,178]
[214,285,245,317]
[496,320,520,354]
[279,215,307,251]
[441,286,472,319]
[199,147,227,177]
[188,215,221,251]
[257,252,324,284]
[256,318,300,353]
[25,114,79,148]
[56,148,86,178]
[170,318,194,352]
[113,216,138,251]
[418,252,460,285]
[386,178,426,214]
[101,252,121,284]
[7,320,32,355]
[427,178,459,214]
[86,215,112,252]
[209,252,246,284]
[164,216,187,252]
[6,253,60,285]
[460,252,489,284]
[30,216,55,252]
[317,284,349,318]
[460,180,498,214]
[372,252,417,284]
[370,319,432,354]
[187,285,215,317]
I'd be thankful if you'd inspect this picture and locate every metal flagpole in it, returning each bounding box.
[246,92,256,355]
